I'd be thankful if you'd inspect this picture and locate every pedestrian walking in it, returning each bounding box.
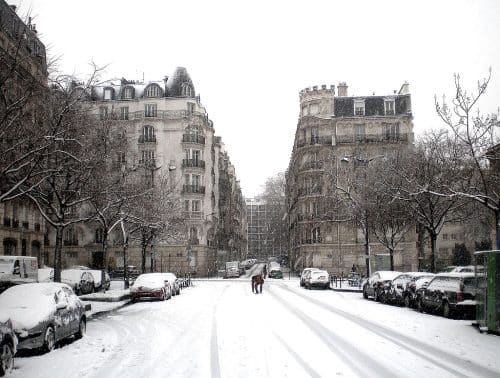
[254,273,264,294]
[263,264,267,279]
[251,275,257,293]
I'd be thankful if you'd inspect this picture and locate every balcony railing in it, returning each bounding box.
[298,186,322,196]
[182,159,206,169]
[138,135,157,143]
[182,134,206,145]
[300,161,323,171]
[182,185,206,194]
[131,110,208,121]
[335,133,411,144]
[183,211,203,219]
[139,159,157,168]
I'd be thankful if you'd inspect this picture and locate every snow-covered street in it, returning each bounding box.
[10,279,500,378]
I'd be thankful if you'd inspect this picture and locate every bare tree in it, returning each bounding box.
[435,70,500,249]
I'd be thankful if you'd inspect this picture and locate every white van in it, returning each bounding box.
[0,256,38,285]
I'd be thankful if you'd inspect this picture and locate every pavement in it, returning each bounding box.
[79,280,132,318]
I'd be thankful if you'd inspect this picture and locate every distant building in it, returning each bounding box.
[286,82,417,274]
[43,67,246,275]
[0,1,47,262]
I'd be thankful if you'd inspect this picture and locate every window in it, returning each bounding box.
[120,107,129,120]
[310,127,319,144]
[443,234,448,240]
[385,122,400,139]
[63,226,78,246]
[354,124,365,140]
[192,200,201,212]
[95,228,104,243]
[122,87,134,99]
[354,99,365,116]
[145,104,157,117]
[145,84,162,98]
[182,84,193,97]
[99,106,108,120]
[103,88,113,100]
[384,99,395,115]
[141,150,155,163]
[187,102,195,114]
[142,125,155,142]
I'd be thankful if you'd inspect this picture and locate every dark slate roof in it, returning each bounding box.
[166,67,196,97]
[334,95,411,117]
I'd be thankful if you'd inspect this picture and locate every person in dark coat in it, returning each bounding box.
[263,264,267,278]
[254,273,264,294]
[251,275,257,293]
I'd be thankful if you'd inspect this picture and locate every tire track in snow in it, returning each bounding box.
[276,284,498,378]
[267,286,396,378]
[272,332,322,378]
[210,285,229,378]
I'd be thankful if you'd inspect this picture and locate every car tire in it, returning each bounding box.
[0,341,14,376]
[417,298,424,312]
[374,289,379,302]
[404,295,411,308]
[442,301,451,318]
[160,289,166,301]
[43,326,55,353]
[75,318,86,339]
[363,287,368,299]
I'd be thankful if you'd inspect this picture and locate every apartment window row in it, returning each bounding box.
[352,99,396,116]
[102,84,163,101]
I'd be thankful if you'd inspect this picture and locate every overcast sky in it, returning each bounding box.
[13,0,500,198]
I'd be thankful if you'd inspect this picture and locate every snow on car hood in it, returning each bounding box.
[0,283,57,330]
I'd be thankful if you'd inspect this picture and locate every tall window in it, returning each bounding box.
[354,123,366,140]
[385,122,400,139]
[120,106,129,120]
[310,127,319,144]
[99,106,108,120]
[122,87,134,99]
[95,228,104,243]
[182,84,193,97]
[384,99,395,115]
[141,150,155,163]
[354,99,365,116]
[145,104,157,117]
[142,125,155,142]
[145,84,162,98]
[103,88,113,100]
[192,200,201,212]
[187,102,195,114]
[312,227,321,243]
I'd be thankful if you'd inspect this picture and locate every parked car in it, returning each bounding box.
[300,268,320,287]
[362,271,401,301]
[130,273,172,302]
[69,266,111,291]
[62,270,95,295]
[268,262,283,279]
[383,272,435,306]
[417,272,481,318]
[0,319,16,376]
[403,273,436,308]
[159,273,180,296]
[304,270,330,289]
[0,283,86,353]
[0,256,38,294]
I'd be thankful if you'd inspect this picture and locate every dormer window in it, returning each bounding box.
[384,99,395,115]
[354,99,365,116]
[103,88,114,100]
[182,84,193,97]
[145,84,162,98]
[122,86,134,100]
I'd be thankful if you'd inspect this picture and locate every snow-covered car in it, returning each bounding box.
[362,271,401,301]
[304,270,329,289]
[417,273,481,318]
[299,268,320,287]
[38,268,95,295]
[267,262,283,279]
[157,273,179,296]
[402,273,436,308]
[383,272,435,306]
[0,283,86,353]
[130,273,172,302]
[69,266,111,291]
[0,319,17,376]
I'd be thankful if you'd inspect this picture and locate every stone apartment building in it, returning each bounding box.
[44,67,246,276]
[0,1,47,262]
[286,82,417,275]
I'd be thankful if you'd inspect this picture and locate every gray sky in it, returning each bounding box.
[14,0,500,198]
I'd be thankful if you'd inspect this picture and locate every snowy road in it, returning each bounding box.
[11,279,500,378]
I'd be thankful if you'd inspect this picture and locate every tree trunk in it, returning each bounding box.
[123,236,129,289]
[101,232,108,293]
[429,231,437,273]
[389,248,394,271]
[141,233,147,273]
[54,225,63,282]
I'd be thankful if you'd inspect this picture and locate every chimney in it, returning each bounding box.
[337,82,348,97]
[399,82,410,95]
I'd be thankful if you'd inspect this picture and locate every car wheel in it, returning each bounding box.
[404,295,411,308]
[160,289,166,301]
[0,341,14,376]
[442,301,451,318]
[374,289,379,302]
[76,318,86,339]
[380,292,387,304]
[363,287,368,299]
[43,326,55,353]
[417,298,423,312]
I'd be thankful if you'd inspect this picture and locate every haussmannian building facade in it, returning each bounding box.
[44,67,246,276]
[0,1,47,263]
[286,82,418,275]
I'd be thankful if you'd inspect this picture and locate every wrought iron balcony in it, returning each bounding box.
[182,159,206,169]
[335,133,411,144]
[182,134,205,145]
[183,211,203,219]
[298,186,322,196]
[138,135,157,143]
[182,185,206,194]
